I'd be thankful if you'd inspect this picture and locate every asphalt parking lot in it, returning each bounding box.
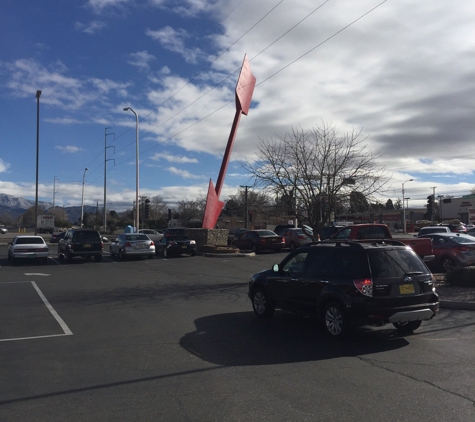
[1,246,475,421]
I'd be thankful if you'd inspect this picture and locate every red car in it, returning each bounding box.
[232,230,285,253]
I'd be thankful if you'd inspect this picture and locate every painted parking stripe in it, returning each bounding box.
[0,280,73,342]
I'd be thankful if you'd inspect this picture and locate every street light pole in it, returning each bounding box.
[402,179,413,233]
[81,167,89,228]
[123,107,139,233]
[35,90,42,236]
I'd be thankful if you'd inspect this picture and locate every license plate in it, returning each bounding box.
[28,253,36,258]
[182,245,187,249]
[136,244,145,249]
[84,243,91,248]
[399,284,415,294]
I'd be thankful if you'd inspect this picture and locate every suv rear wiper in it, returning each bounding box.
[404,271,424,276]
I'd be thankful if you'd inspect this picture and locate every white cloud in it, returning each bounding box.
[0,159,10,173]
[75,21,107,34]
[87,0,130,13]
[151,152,198,163]
[128,51,156,71]
[146,27,203,63]
[55,145,84,154]
[167,166,202,179]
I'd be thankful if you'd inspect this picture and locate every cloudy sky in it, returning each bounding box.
[1,0,475,211]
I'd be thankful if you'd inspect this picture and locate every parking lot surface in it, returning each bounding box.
[1,247,475,421]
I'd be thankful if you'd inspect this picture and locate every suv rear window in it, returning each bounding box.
[74,231,101,241]
[369,249,427,278]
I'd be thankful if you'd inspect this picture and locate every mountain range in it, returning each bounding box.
[0,193,104,224]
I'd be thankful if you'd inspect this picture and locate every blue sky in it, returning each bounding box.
[2,0,475,211]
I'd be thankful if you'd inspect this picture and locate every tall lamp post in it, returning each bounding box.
[402,178,413,233]
[123,107,139,232]
[81,167,89,228]
[35,90,42,236]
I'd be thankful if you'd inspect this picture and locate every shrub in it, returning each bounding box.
[445,267,475,287]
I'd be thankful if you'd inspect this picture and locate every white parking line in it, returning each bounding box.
[0,280,73,342]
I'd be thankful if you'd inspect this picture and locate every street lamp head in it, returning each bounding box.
[85,167,89,171]
[36,90,42,98]
[123,107,130,111]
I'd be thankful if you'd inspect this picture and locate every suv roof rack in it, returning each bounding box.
[310,239,407,249]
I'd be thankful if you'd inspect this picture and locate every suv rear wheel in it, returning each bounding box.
[252,287,274,318]
[441,256,455,272]
[323,302,350,338]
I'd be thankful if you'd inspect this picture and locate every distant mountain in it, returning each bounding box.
[0,193,125,224]
[0,193,53,220]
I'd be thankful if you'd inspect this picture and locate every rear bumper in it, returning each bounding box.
[347,299,439,326]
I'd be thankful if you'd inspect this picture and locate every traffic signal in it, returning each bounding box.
[249,211,253,223]
[168,208,172,221]
[427,195,434,216]
[144,198,150,219]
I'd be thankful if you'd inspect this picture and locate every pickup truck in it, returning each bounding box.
[331,224,435,262]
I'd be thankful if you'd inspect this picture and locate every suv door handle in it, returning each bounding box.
[321,280,329,283]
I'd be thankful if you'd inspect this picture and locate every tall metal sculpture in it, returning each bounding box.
[202,54,256,229]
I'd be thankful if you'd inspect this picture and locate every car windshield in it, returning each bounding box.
[369,249,427,278]
[15,237,45,245]
[126,234,150,241]
[258,231,278,237]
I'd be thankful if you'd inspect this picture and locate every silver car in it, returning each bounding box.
[8,235,49,264]
[109,233,155,260]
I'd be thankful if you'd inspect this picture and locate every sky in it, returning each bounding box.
[1,0,475,212]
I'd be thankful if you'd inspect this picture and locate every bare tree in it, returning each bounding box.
[149,195,167,220]
[240,122,390,230]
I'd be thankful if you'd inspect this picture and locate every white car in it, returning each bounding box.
[0,226,7,234]
[8,235,49,264]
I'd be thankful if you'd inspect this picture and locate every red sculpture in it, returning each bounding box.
[202,55,256,229]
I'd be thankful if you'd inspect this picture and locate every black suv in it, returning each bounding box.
[58,229,103,262]
[248,241,439,338]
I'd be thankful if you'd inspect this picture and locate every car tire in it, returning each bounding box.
[41,257,48,264]
[251,244,257,254]
[58,246,63,260]
[190,250,196,257]
[119,249,126,261]
[110,248,115,258]
[441,256,456,272]
[67,250,74,263]
[290,242,296,251]
[251,287,275,318]
[95,255,102,262]
[148,254,153,259]
[163,248,169,258]
[393,320,422,334]
[323,302,351,338]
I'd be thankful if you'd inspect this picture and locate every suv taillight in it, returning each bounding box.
[353,279,373,297]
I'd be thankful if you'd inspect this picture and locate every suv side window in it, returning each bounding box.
[333,248,367,278]
[282,252,308,273]
[305,248,334,276]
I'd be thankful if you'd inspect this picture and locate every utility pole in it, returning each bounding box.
[240,185,251,228]
[53,176,59,210]
[104,127,115,233]
[430,186,437,224]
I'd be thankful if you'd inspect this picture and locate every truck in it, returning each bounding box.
[331,223,435,262]
[37,215,55,234]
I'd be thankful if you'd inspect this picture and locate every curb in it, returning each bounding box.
[201,252,255,258]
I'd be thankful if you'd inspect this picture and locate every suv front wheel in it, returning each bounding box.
[323,302,350,338]
[252,287,274,318]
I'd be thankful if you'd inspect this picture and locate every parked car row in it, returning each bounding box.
[5,228,197,264]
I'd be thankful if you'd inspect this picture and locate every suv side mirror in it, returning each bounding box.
[272,264,280,273]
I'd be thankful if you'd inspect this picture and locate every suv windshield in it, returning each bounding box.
[369,249,427,278]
